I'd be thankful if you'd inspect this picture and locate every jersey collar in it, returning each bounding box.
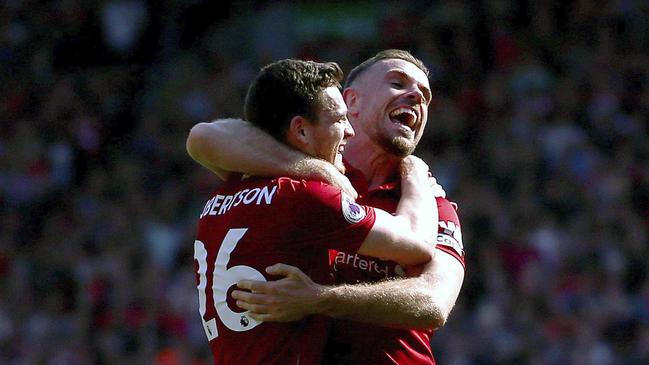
[344,159,400,197]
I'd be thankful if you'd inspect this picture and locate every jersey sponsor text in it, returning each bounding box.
[332,251,406,279]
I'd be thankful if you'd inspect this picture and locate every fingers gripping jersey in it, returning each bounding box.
[194,177,376,365]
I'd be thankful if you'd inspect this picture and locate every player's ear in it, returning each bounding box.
[343,88,359,117]
[287,115,311,146]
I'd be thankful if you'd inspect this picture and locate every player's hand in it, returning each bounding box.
[305,160,358,199]
[428,174,446,198]
[400,156,435,200]
[327,170,358,199]
[400,155,430,185]
[335,174,359,200]
[232,263,326,322]
[401,156,446,199]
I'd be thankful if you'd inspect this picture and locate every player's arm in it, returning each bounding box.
[318,250,464,329]
[355,156,437,265]
[236,255,463,329]
[186,119,357,197]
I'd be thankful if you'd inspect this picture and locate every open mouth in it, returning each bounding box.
[389,107,417,129]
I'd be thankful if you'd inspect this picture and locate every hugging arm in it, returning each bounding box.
[235,252,464,329]
[186,119,357,197]
[233,158,462,329]
[354,156,437,265]
[319,251,464,329]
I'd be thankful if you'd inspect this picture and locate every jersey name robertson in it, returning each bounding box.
[199,185,277,218]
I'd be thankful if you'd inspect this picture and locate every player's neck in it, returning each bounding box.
[345,135,400,190]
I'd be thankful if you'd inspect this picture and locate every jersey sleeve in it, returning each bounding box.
[279,179,376,254]
[435,197,466,269]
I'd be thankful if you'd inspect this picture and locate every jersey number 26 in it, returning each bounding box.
[194,228,266,340]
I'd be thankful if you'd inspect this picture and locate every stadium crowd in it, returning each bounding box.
[1,1,647,364]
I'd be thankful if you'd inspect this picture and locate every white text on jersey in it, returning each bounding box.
[200,185,278,219]
[333,251,394,278]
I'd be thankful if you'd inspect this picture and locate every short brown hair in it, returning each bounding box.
[344,49,429,88]
[244,59,344,141]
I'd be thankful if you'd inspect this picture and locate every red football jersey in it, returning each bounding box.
[324,165,466,365]
[194,176,376,365]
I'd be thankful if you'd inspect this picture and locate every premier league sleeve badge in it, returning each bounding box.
[341,192,366,224]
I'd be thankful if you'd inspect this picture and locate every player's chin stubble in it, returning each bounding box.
[379,135,417,158]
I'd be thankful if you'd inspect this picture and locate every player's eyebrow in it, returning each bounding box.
[324,101,347,114]
[386,69,432,104]
[322,102,347,119]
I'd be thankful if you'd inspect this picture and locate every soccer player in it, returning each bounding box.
[190,58,439,364]
[187,50,465,364]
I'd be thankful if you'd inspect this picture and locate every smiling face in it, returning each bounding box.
[307,87,355,173]
[244,59,353,172]
[346,58,431,157]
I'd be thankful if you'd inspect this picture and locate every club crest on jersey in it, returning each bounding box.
[341,192,365,224]
[437,220,464,256]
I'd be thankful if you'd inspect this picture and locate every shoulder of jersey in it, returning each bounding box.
[275,177,339,193]
[275,180,365,224]
[437,197,460,218]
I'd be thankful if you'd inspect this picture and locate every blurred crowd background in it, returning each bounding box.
[1,1,648,364]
